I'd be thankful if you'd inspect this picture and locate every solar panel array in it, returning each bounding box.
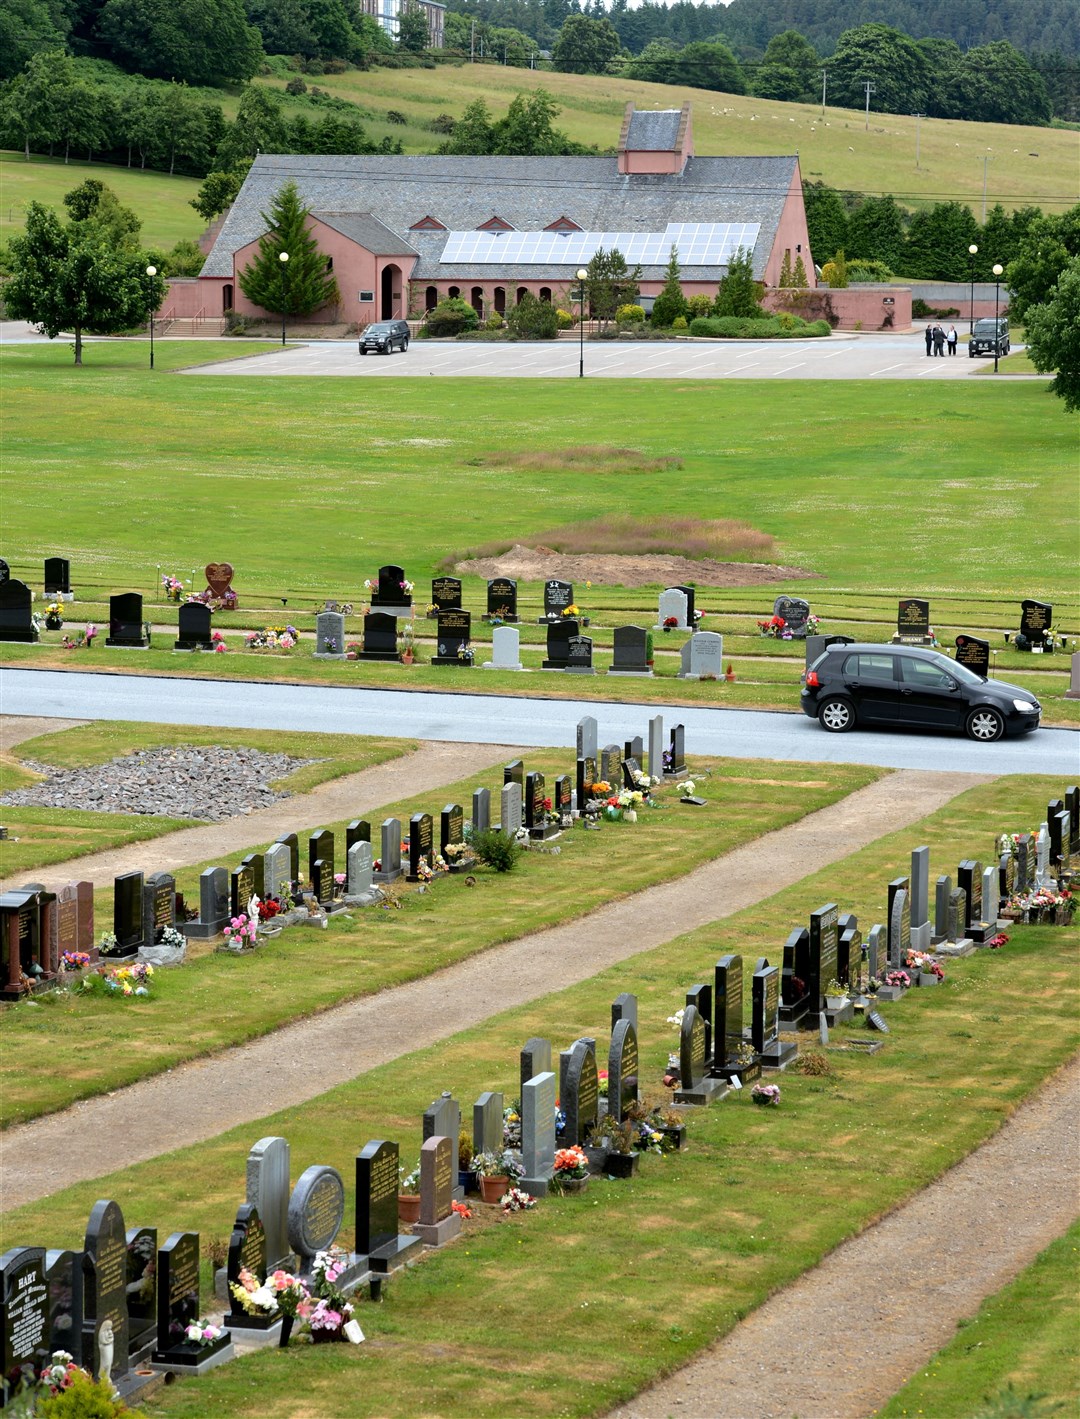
[439,221,760,266]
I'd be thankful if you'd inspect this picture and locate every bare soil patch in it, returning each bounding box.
[464,445,683,475]
[456,543,817,589]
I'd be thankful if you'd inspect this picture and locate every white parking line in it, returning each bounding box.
[771,362,805,376]
[868,363,906,377]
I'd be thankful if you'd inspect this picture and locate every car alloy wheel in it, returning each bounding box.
[967,707,1005,742]
[819,697,855,733]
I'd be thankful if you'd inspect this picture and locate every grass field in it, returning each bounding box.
[3,775,1074,1419]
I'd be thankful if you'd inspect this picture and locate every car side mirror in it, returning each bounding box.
[946,680,959,691]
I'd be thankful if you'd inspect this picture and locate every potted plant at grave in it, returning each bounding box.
[824,978,848,1012]
[397,1161,422,1223]
[751,1082,781,1108]
[472,1148,524,1203]
[398,625,415,665]
[458,1131,477,1193]
[303,1247,363,1345]
[645,630,654,667]
[663,616,679,632]
[633,1101,686,1152]
[601,1118,640,1178]
[552,1145,590,1194]
[44,602,64,630]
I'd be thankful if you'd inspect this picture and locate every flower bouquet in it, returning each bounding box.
[552,1145,590,1192]
[501,1187,536,1213]
[751,1082,781,1107]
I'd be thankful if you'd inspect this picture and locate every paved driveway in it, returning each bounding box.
[189,332,1026,380]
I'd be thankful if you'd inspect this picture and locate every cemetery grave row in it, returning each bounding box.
[0,714,693,1002]
[4,781,1073,1408]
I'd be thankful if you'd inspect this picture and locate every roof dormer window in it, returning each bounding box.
[544,216,582,232]
[477,215,515,232]
[410,215,447,231]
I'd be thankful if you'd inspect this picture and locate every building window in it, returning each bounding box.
[410,215,447,231]
[539,287,552,303]
[494,287,506,315]
[516,286,528,304]
[470,286,484,314]
[448,285,460,299]
[425,285,438,311]
[478,216,514,231]
[544,216,582,232]
[325,256,333,271]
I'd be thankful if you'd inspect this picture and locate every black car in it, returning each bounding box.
[800,643,1041,741]
[968,317,1009,358]
[359,320,410,355]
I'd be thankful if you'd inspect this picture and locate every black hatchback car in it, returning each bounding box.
[359,320,410,355]
[800,643,1041,741]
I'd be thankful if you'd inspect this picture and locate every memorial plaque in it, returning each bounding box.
[954,635,989,678]
[287,1166,345,1262]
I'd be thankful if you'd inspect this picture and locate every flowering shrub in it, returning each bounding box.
[751,1083,781,1107]
[501,1187,536,1213]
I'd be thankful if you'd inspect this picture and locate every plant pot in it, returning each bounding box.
[45,616,63,630]
[478,1175,510,1204]
[278,1314,294,1348]
[458,1168,478,1194]
[604,1150,639,1179]
[918,972,939,987]
[401,651,414,666]
[825,996,846,1012]
[656,1124,687,1152]
[397,1193,421,1223]
[558,1175,589,1194]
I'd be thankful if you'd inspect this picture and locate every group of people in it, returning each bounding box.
[924,323,959,356]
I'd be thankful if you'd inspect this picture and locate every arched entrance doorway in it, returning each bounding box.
[223,284,234,312]
[494,287,506,315]
[381,264,401,320]
[425,286,438,311]
[470,286,484,315]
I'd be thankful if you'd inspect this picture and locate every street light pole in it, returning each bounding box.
[967,243,978,335]
[145,265,157,369]
[992,263,1003,374]
[576,266,588,379]
[279,250,290,346]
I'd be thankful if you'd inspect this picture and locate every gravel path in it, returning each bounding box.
[610,1054,1080,1419]
[0,767,986,1213]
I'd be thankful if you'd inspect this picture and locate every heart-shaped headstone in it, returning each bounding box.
[205,563,234,597]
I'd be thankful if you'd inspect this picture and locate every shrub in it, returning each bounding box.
[37,1372,146,1416]
[285,76,307,95]
[324,58,347,74]
[429,113,456,133]
[672,315,688,330]
[616,303,645,325]
[820,249,849,289]
[686,294,713,319]
[810,318,832,335]
[484,311,505,330]
[386,109,407,125]
[425,297,479,337]
[846,258,892,282]
[466,827,523,872]
[506,291,558,340]
[555,308,575,329]
[912,298,960,318]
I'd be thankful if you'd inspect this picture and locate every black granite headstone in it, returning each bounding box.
[807,904,839,1011]
[0,579,37,644]
[125,1227,157,1354]
[432,608,471,665]
[106,592,148,648]
[308,830,334,884]
[542,618,578,669]
[44,1249,82,1365]
[174,602,212,651]
[896,598,930,641]
[954,635,990,678]
[542,579,573,622]
[357,612,399,662]
[430,577,462,611]
[486,578,518,621]
[44,557,71,595]
[83,1199,129,1380]
[111,872,144,957]
[152,1232,203,1362]
[1,1247,50,1398]
[407,813,433,880]
[610,625,650,674]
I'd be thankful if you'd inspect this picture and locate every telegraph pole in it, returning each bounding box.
[820,68,827,118]
[864,81,876,131]
[911,112,925,168]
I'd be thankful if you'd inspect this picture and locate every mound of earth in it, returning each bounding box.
[455,545,817,589]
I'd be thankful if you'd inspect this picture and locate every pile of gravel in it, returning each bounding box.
[1,745,320,821]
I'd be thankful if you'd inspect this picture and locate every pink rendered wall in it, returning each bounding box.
[161,278,219,318]
[763,285,913,329]
[763,165,817,288]
[618,149,684,174]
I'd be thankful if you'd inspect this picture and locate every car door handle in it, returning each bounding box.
[900,688,913,696]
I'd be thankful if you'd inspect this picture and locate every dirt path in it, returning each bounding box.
[610,1054,1080,1419]
[0,733,524,893]
[1,716,89,752]
[0,768,987,1213]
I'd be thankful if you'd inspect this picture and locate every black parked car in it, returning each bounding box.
[800,643,1041,741]
[359,320,410,355]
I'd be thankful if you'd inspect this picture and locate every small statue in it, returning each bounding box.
[97,1319,114,1382]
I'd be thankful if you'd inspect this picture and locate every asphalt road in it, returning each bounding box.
[2,669,1074,776]
[189,332,1027,381]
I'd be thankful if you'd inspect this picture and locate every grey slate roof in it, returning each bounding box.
[312,211,418,257]
[625,109,683,151]
[202,152,799,281]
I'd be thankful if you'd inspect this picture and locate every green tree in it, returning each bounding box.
[5,199,165,365]
[802,181,848,272]
[846,194,905,270]
[191,160,253,223]
[583,246,640,329]
[828,23,932,115]
[439,98,495,155]
[97,0,262,86]
[396,0,430,52]
[760,29,819,98]
[238,179,339,318]
[631,38,744,92]
[650,245,688,326]
[492,89,582,155]
[216,85,284,168]
[751,62,803,102]
[900,201,979,280]
[714,247,762,318]
[552,14,621,75]
[938,41,1052,126]
[792,255,808,288]
[63,179,142,249]
[0,0,69,83]
[1024,255,1080,413]
[1,49,75,160]
[506,290,558,339]
[1005,206,1080,322]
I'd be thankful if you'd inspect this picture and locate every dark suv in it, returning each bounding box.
[359,320,410,355]
[800,643,1040,741]
[968,318,1009,358]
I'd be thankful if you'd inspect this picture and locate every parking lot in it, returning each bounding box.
[192,331,1028,380]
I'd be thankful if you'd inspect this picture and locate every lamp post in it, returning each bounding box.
[967,244,978,335]
[279,250,289,346]
[145,265,157,369]
[992,263,1003,373]
[576,266,588,378]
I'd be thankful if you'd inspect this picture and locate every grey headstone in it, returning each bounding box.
[264,842,292,902]
[910,846,931,928]
[185,866,229,939]
[679,631,723,679]
[347,840,374,896]
[607,1019,639,1121]
[982,865,999,926]
[471,787,490,835]
[486,625,523,671]
[611,992,638,1035]
[933,875,951,945]
[656,587,689,629]
[679,1004,707,1089]
[888,887,909,968]
[560,1040,598,1146]
[424,1093,462,1202]
[375,819,402,881]
[419,1137,454,1228]
[500,781,522,837]
[818,1012,829,1045]
[246,1137,291,1272]
[314,611,345,658]
[576,716,598,761]
[520,1037,552,1099]
[521,1071,556,1192]
[648,715,664,779]
[287,1165,344,1265]
[472,1091,503,1158]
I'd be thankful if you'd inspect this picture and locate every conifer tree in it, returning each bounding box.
[714,246,763,317]
[650,244,689,326]
[778,249,793,287]
[238,180,338,317]
[792,255,808,288]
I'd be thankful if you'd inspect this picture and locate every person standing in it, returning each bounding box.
[947,325,958,355]
[924,324,933,356]
[933,324,946,356]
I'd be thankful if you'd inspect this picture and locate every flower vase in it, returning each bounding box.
[278,1314,294,1349]
[45,615,63,631]
[559,1175,589,1194]
[604,1150,639,1179]
[478,1175,509,1204]
[401,650,414,666]
[826,996,846,1012]
[397,1193,421,1224]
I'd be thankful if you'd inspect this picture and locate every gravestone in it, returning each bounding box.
[287,1166,345,1272]
[500,781,522,838]
[1,1247,50,1395]
[624,734,644,764]
[125,1227,157,1355]
[226,1205,274,1331]
[471,788,490,835]
[416,1138,460,1247]
[555,775,573,824]
[240,852,265,902]
[264,843,292,903]
[609,625,652,676]
[76,882,94,960]
[484,625,523,671]
[1034,825,1052,888]
[957,860,986,937]
[607,1019,639,1121]
[998,853,1015,902]
[0,560,7,583]
[678,631,723,680]
[423,1092,463,1203]
[142,872,176,948]
[308,829,334,885]
[153,1232,230,1368]
[565,634,595,674]
[83,1200,129,1379]
[525,772,552,838]
[932,876,951,946]
[184,867,229,939]
[1064,788,1079,854]
[656,588,689,630]
[275,833,299,884]
[521,1038,552,1100]
[541,579,573,623]
[174,602,213,652]
[106,592,149,648]
[909,846,932,950]
[713,955,743,1065]
[204,562,234,601]
[560,1039,598,1146]
[246,1136,291,1273]
[807,904,839,1011]
[675,585,697,622]
[370,564,412,615]
[611,992,638,1035]
[486,578,518,622]
[752,965,794,1067]
[947,888,967,944]
[440,805,465,866]
[311,859,334,907]
[44,1249,82,1365]
[472,1091,504,1158]
[1049,809,1070,870]
[576,756,598,812]
[112,871,145,958]
[0,579,37,643]
[314,611,345,659]
[773,595,810,637]
[356,612,399,662]
[431,576,462,612]
[374,819,403,882]
[954,635,990,678]
[886,877,911,967]
[44,557,72,595]
[407,812,433,881]
[839,926,863,989]
[53,881,79,970]
[355,1141,419,1271]
[1067,653,1080,701]
[432,609,472,666]
[1017,599,1052,649]
[230,863,254,921]
[894,597,932,644]
[779,929,810,1026]
[344,820,370,857]
[520,1072,556,1195]
[648,715,664,779]
[685,984,712,1064]
[576,716,598,762]
[346,841,375,900]
[1015,834,1032,893]
[677,1005,707,1092]
[600,744,623,786]
[805,634,855,667]
[542,618,578,669]
[982,866,999,929]
[666,725,687,778]
[866,923,885,982]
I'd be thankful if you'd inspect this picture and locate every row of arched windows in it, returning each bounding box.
[424,286,554,313]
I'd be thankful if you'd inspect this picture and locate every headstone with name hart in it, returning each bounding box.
[1,1247,51,1396]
